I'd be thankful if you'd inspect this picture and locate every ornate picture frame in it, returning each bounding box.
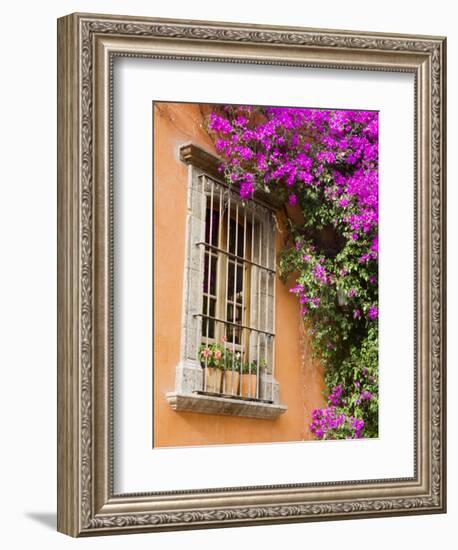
[57,12,446,536]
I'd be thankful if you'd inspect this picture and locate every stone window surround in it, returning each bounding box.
[165,143,287,420]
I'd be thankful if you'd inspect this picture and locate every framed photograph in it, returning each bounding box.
[57,13,446,536]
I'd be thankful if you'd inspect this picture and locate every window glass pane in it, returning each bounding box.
[203,253,218,296]
[202,296,216,339]
[227,261,243,303]
[205,207,220,246]
[236,265,244,303]
[228,217,244,256]
[226,304,242,344]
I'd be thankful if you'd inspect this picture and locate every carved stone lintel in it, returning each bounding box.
[179,142,221,179]
[179,142,283,210]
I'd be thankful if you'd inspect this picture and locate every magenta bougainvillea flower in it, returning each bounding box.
[207,105,379,440]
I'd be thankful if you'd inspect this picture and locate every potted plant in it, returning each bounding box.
[222,349,241,396]
[199,342,225,393]
[240,360,259,399]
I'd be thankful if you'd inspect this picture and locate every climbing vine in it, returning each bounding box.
[207,104,379,439]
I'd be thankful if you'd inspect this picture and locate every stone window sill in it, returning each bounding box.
[166,391,287,420]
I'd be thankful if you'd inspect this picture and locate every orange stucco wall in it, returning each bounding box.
[153,102,326,447]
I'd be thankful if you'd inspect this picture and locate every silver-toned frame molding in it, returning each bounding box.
[57,12,446,537]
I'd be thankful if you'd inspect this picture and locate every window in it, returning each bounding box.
[198,179,275,401]
[166,143,286,419]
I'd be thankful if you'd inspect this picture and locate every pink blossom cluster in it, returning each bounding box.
[309,405,366,440]
[289,283,321,316]
[208,106,379,249]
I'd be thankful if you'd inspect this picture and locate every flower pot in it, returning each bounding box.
[223,371,240,396]
[241,374,258,399]
[204,367,223,393]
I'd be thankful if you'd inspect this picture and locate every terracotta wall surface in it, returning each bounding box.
[153,102,326,447]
